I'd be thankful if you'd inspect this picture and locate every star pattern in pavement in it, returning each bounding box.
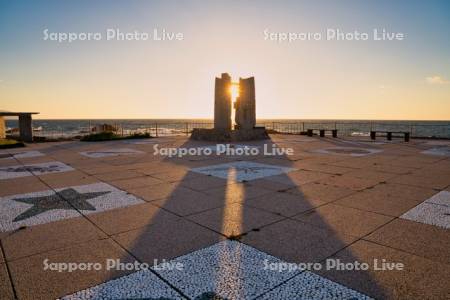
[12,188,110,222]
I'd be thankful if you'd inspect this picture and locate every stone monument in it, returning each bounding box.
[191,73,268,142]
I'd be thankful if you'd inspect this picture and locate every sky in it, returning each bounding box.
[0,0,449,120]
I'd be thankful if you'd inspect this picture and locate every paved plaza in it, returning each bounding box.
[0,135,449,299]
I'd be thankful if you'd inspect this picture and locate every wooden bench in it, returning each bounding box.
[307,129,338,138]
[370,130,410,142]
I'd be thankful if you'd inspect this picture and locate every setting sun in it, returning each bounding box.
[230,84,240,100]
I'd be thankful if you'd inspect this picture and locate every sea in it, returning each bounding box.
[5,119,450,139]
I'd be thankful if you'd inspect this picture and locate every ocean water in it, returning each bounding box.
[5,119,450,138]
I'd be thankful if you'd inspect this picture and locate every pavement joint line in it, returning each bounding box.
[4,139,449,298]
[251,270,308,300]
[45,145,193,299]
[0,238,19,299]
[313,203,422,270]
[360,238,450,266]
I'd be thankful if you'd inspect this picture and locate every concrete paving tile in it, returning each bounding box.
[364,163,415,175]
[202,183,273,203]
[316,175,381,191]
[0,157,22,167]
[344,169,397,182]
[334,191,423,217]
[390,173,450,190]
[127,182,183,202]
[180,175,229,191]
[150,169,203,183]
[38,170,99,189]
[0,176,49,197]
[113,218,222,263]
[108,175,163,191]
[138,164,182,176]
[75,164,126,175]
[86,202,179,235]
[254,157,298,166]
[266,170,330,186]
[1,217,106,261]
[155,240,300,300]
[152,188,226,216]
[316,240,450,299]
[187,203,284,237]
[365,219,450,264]
[14,155,54,165]
[8,238,136,300]
[241,219,357,263]
[295,204,393,238]
[293,161,355,175]
[286,182,356,203]
[410,166,450,178]
[93,170,145,182]
[386,155,444,168]
[365,182,436,202]
[0,263,14,299]
[329,157,387,169]
[244,191,325,217]
[247,178,296,191]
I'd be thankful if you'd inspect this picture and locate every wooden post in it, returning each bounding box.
[155,123,158,137]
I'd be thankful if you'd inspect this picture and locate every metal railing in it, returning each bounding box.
[6,121,450,140]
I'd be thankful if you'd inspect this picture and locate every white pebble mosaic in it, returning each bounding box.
[191,161,296,182]
[260,271,372,300]
[61,240,372,300]
[421,147,450,157]
[401,191,450,229]
[313,147,383,157]
[0,182,144,232]
[0,161,74,180]
[79,148,144,158]
[60,270,183,300]
[0,150,45,160]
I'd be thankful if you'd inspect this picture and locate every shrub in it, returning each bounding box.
[80,132,151,142]
[0,139,25,149]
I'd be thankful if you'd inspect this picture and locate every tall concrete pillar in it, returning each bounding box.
[214,73,232,130]
[19,114,33,142]
[235,77,256,130]
[0,117,5,139]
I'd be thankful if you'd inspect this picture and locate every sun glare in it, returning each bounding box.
[230,84,239,100]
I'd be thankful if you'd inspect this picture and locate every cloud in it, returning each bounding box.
[426,75,450,85]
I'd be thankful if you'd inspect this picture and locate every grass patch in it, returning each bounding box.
[0,139,25,149]
[80,132,151,142]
